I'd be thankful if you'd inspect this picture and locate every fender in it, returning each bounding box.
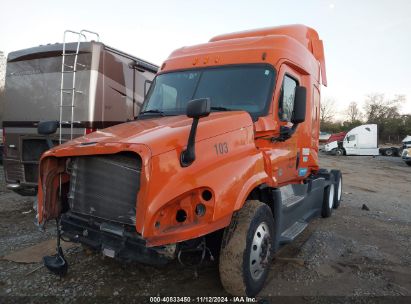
[233,166,272,211]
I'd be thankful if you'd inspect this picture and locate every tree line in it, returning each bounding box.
[321,94,411,144]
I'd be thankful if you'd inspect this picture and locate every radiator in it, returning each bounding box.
[68,153,141,225]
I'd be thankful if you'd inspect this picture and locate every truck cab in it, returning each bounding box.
[342,124,379,156]
[324,124,379,156]
[402,147,411,166]
[37,25,342,297]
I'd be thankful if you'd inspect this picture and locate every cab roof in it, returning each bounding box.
[162,24,327,86]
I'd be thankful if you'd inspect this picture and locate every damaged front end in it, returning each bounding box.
[38,150,176,266]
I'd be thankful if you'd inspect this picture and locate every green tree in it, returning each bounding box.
[363,93,406,143]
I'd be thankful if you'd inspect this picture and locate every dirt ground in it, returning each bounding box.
[0,154,410,302]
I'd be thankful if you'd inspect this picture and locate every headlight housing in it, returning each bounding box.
[152,188,215,235]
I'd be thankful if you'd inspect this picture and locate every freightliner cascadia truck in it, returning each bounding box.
[37,24,343,297]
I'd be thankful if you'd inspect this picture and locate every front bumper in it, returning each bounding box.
[61,212,176,266]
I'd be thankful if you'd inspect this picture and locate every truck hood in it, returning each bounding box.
[55,111,254,156]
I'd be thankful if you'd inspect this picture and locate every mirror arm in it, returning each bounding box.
[45,137,54,149]
[180,117,199,167]
[270,123,299,142]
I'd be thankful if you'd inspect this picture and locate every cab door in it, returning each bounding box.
[344,134,358,155]
[269,64,301,184]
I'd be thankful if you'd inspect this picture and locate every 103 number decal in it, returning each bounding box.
[214,142,229,155]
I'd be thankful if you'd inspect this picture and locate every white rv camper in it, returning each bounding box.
[2,34,158,196]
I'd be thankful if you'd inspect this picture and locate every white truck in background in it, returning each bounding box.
[337,124,379,156]
[324,124,410,156]
[401,136,411,153]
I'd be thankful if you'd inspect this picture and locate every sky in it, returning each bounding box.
[0,0,410,117]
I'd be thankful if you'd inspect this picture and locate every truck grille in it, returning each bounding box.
[68,153,141,225]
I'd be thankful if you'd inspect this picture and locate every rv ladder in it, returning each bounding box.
[59,29,99,144]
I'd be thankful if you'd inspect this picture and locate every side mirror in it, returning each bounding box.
[180,98,211,167]
[38,121,58,136]
[291,86,306,124]
[186,98,211,118]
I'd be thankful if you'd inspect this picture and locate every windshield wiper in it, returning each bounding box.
[138,109,166,117]
[210,106,234,111]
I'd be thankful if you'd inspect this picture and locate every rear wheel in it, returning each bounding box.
[219,200,274,297]
[321,184,334,218]
[331,170,342,209]
[385,148,394,156]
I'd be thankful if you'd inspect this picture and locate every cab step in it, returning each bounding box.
[282,194,305,208]
[280,220,308,244]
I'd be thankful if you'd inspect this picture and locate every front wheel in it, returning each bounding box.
[406,161,411,167]
[335,148,344,156]
[219,200,274,297]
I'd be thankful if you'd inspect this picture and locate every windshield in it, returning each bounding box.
[141,65,276,120]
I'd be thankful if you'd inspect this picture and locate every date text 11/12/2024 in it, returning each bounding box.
[150,296,257,303]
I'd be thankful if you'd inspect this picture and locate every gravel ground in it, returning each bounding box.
[0,155,410,302]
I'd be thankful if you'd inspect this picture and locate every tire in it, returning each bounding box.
[331,170,342,209]
[406,161,411,167]
[219,200,274,297]
[385,148,393,157]
[321,184,335,218]
[335,148,344,156]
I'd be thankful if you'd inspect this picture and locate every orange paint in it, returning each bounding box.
[38,25,326,247]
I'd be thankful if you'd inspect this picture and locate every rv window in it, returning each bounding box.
[278,75,298,122]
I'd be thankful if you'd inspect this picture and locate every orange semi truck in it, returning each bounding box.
[37,25,342,296]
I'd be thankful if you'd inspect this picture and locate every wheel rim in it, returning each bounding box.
[328,184,335,209]
[250,222,271,281]
[337,177,342,201]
